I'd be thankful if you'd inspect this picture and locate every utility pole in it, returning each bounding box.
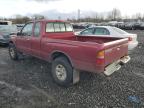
[78,9,80,22]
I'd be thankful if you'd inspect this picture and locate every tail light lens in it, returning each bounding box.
[97,50,104,58]
[128,37,132,41]
[96,50,105,65]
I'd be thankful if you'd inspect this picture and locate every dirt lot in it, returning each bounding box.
[0,30,144,108]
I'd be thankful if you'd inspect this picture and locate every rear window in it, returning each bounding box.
[60,23,66,31]
[112,27,128,34]
[46,22,73,32]
[46,23,54,32]
[54,23,61,32]
[65,23,73,31]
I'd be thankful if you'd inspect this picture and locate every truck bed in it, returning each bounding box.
[49,34,123,44]
[46,33,128,73]
[77,36,121,43]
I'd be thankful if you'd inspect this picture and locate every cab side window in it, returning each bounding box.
[21,23,33,36]
[34,22,41,37]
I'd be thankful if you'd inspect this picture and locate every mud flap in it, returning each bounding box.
[73,69,80,84]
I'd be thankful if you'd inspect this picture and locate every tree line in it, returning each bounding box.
[1,8,144,24]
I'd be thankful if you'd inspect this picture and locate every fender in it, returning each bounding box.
[50,50,74,67]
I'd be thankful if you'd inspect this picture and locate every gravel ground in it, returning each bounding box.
[0,30,144,108]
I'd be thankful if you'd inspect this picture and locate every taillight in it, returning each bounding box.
[96,59,105,65]
[128,37,132,41]
[96,50,105,65]
[97,50,104,58]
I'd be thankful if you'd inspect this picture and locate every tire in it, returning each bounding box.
[9,43,19,60]
[51,56,73,87]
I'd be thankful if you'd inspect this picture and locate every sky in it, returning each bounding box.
[0,0,144,18]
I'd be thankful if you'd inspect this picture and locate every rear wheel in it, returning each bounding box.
[9,43,19,60]
[51,57,74,86]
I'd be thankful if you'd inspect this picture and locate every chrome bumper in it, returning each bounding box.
[104,56,130,76]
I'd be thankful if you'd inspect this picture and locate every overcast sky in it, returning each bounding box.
[0,0,144,18]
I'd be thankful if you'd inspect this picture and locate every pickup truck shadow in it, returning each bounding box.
[17,55,106,87]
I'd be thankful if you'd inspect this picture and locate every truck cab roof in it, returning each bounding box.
[29,19,69,23]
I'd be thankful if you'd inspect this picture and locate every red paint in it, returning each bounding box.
[11,20,129,73]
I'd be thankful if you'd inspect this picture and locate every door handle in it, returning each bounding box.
[26,38,30,40]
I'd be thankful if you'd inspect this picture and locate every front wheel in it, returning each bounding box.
[9,43,19,60]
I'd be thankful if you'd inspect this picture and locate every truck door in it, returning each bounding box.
[31,22,41,57]
[16,23,33,54]
[16,34,25,52]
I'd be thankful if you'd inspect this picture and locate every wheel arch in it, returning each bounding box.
[9,41,14,44]
[50,51,74,67]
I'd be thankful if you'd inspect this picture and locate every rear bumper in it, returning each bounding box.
[103,56,130,76]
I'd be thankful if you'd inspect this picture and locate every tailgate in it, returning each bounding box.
[104,38,128,66]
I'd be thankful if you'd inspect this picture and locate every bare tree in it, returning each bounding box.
[107,8,121,20]
[12,16,30,24]
[131,13,142,22]
[134,13,142,20]
[94,13,100,22]
[107,12,113,21]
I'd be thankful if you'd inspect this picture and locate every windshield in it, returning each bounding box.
[0,25,17,34]
[111,27,128,34]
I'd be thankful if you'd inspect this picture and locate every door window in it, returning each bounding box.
[21,23,33,36]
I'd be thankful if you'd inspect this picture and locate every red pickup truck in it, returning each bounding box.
[9,20,130,86]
